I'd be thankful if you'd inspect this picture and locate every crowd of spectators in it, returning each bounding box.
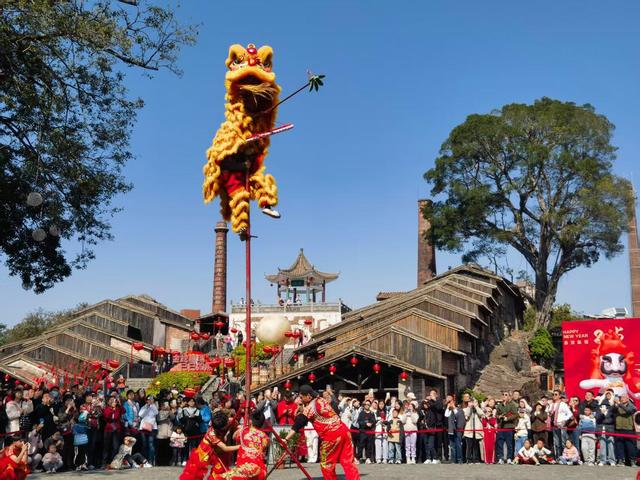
[2,379,639,473]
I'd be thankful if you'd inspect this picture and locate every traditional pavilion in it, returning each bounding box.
[265,248,339,304]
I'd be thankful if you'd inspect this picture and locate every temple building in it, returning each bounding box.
[229,249,349,348]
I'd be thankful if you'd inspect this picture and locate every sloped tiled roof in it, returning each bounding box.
[265,248,339,284]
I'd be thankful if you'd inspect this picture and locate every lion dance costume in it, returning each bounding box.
[579,328,640,399]
[180,428,231,480]
[292,396,360,480]
[203,43,281,235]
[223,426,269,480]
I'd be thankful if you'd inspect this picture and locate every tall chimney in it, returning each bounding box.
[212,221,228,313]
[418,199,437,286]
[629,191,640,318]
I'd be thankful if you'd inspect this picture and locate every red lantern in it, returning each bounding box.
[400,371,408,382]
[293,331,302,339]
[201,333,210,341]
[230,327,238,334]
[329,365,337,375]
[284,379,292,390]
[270,345,281,355]
[154,347,165,355]
[317,352,325,359]
[215,321,225,329]
[293,354,299,362]
[3,374,9,382]
[304,318,313,326]
[91,361,102,370]
[263,345,273,355]
[224,358,235,368]
[284,331,294,338]
[373,363,381,374]
[132,342,144,351]
[190,332,200,341]
[210,357,222,369]
[183,387,196,398]
[308,372,316,383]
[350,356,359,367]
[171,350,181,357]
[107,359,120,369]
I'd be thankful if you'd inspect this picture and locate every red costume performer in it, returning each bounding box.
[0,441,29,480]
[180,412,240,480]
[482,416,497,464]
[223,425,269,480]
[288,385,360,480]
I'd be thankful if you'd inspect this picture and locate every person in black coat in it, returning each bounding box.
[33,392,57,441]
[356,401,376,463]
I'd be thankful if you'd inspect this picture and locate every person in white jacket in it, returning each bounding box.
[400,402,419,464]
[6,388,33,434]
[546,391,573,458]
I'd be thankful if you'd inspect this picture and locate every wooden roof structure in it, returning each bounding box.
[0,295,194,386]
[265,248,339,285]
[256,264,524,397]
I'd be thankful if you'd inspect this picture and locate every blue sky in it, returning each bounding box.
[2,1,640,325]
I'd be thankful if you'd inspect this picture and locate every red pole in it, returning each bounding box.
[244,165,252,426]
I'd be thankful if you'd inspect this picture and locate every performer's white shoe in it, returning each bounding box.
[262,207,281,218]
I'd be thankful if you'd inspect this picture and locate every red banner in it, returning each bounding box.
[562,318,640,407]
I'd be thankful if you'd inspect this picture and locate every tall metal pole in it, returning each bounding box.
[244,165,252,426]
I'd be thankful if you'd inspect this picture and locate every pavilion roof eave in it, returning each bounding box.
[265,248,339,284]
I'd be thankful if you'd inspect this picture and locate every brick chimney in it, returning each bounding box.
[212,221,228,313]
[418,199,437,286]
[629,192,640,318]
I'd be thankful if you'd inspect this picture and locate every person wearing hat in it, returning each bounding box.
[285,385,360,480]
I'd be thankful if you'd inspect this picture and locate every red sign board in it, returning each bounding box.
[562,318,640,407]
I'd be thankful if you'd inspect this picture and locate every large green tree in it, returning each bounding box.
[0,0,196,292]
[0,303,87,346]
[424,98,633,328]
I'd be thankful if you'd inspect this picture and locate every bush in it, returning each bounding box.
[232,342,277,374]
[146,371,210,396]
[462,387,487,403]
[528,328,556,364]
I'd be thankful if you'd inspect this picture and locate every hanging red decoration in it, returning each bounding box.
[284,331,294,338]
[304,318,313,326]
[284,379,292,390]
[107,359,120,369]
[230,327,238,334]
[329,365,337,375]
[210,357,222,369]
[293,354,299,362]
[400,371,408,381]
[317,352,325,359]
[270,345,281,355]
[263,345,273,355]
[201,333,211,341]
[215,321,225,329]
[292,331,302,339]
[350,356,359,367]
[91,361,102,370]
[308,372,316,383]
[190,332,200,341]
[171,350,181,357]
[183,387,196,398]
[4,374,9,382]
[373,363,381,374]
[154,347,166,355]
[132,342,144,351]
[224,358,236,368]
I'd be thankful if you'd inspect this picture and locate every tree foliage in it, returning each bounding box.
[146,371,210,397]
[424,98,633,328]
[528,328,556,365]
[523,303,578,331]
[0,303,87,345]
[0,0,196,292]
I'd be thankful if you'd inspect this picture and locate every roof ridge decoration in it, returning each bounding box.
[265,248,339,284]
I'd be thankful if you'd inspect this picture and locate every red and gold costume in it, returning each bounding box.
[180,429,230,480]
[203,43,280,234]
[222,426,269,480]
[0,446,29,480]
[293,397,360,480]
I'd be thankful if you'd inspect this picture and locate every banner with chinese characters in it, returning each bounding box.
[562,318,640,406]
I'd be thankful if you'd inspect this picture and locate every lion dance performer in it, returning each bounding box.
[0,437,29,480]
[180,411,240,480]
[203,43,282,237]
[286,385,360,480]
[222,410,270,480]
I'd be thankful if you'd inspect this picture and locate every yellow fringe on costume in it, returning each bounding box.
[203,44,281,233]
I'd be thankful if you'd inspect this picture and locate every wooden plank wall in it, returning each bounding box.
[362,332,442,374]
[397,314,459,350]
[82,314,129,337]
[95,303,156,343]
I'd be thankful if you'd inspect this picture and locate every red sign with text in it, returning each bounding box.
[562,318,640,407]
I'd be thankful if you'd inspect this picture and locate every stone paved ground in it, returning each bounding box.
[30,464,639,480]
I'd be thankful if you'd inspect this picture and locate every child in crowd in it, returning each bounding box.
[42,444,64,473]
[531,439,554,464]
[170,425,188,466]
[514,439,538,465]
[514,409,531,454]
[72,413,90,471]
[400,402,419,464]
[386,409,402,464]
[578,406,597,466]
[558,439,581,465]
